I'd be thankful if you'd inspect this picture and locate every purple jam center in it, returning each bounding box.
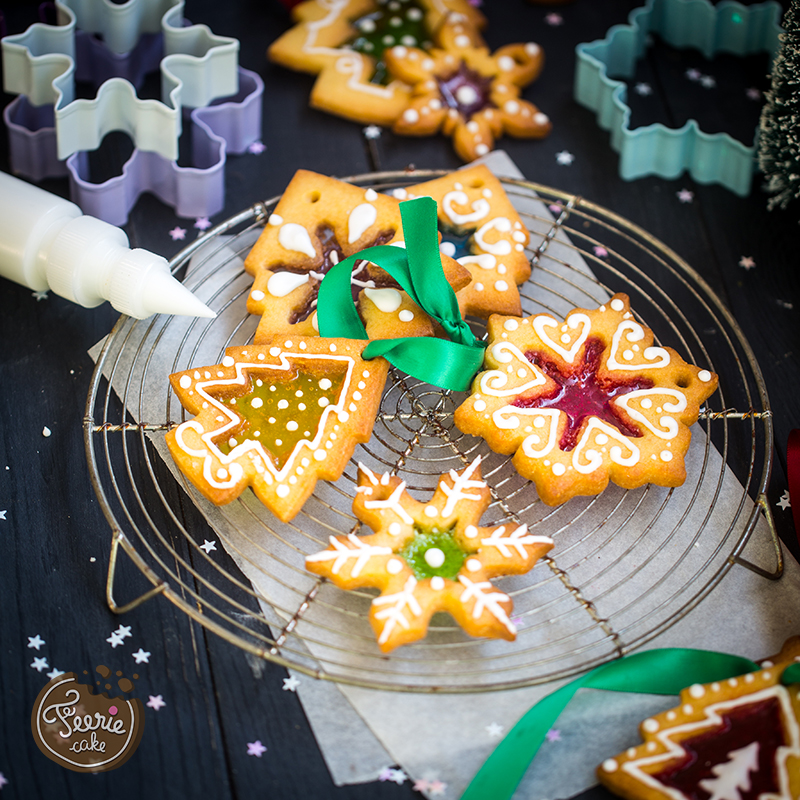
[513,338,651,450]
[652,697,786,800]
[437,65,493,119]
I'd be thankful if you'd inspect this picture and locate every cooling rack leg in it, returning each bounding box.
[106,530,168,614]
[731,493,784,580]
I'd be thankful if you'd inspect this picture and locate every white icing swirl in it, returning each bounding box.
[443,190,490,225]
[607,321,671,370]
[615,389,687,439]
[458,254,497,270]
[474,218,512,255]
[533,313,591,364]
[572,419,639,473]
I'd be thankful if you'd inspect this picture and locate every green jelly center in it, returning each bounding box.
[216,366,347,469]
[399,526,466,581]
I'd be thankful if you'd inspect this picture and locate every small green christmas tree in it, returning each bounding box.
[759,0,800,209]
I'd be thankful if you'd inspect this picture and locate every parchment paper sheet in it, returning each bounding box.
[90,152,800,799]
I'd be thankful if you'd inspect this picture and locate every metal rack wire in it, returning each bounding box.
[85,171,780,693]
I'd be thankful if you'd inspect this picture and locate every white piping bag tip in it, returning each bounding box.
[127,267,216,319]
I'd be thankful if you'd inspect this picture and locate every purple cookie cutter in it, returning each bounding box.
[2,2,263,225]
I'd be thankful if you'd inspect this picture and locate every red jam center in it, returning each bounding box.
[652,697,786,800]
[513,338,651,450]
[437,65,493,119]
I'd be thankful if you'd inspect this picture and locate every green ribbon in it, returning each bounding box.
[316,196,485,391]
[461,646,800,800]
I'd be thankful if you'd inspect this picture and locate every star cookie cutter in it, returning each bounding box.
[2,0,263,224]
[574,0,782,196]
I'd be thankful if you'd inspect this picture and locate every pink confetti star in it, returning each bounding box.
[746,87,762,101]
[676,188,694,203]
[739,256,756,270]
[545,13,563,25]
[194,217,212,231]
[247,740,267,757]
[429,780,447,796]
[169,226,187,241]
[146,695,166,710]
[593,246,609,258]
[413,779,430,792]
[548,204,562,215]
[0,773,8,789]
[248,141,266,155]
[378,767,394,782]
[685,68,701,81]
[546,728,561,742]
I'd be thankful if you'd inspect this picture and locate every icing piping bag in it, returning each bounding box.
[0,171,215,319]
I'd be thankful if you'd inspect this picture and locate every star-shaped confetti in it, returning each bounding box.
[27,635,45,650]
[169,226,187,241]
[685,68,701,81]
[777,299,794,310]
[146,695,166,710]
[106,632,125,648]
[545,12,563,25]
[363,125,381,140]
[46,668,65,680]
[545,728,562,742]
[388,769,407,785]
[0,773,8,789]
[32,290,49,301]
[548,204,562,216]
[739,256,756,270]
[200,539,217,554]
[114,625,132,639]
[429,780,448,796]
[194,217,212,231]
[778,490,791,510]
[0,510,6,520]
[132,648,151,664]
[593,246,609,258]
[414,779,430,792]
[699,74,716,89]
[555,150,575,166]
[247,740,267,757]
[676,188,694,203]
[634,82,653,96]
[486,722,504,738]
[745,87,762,101]
[247,140,266,155]
[282,675,300,692]
[31,657,49,672]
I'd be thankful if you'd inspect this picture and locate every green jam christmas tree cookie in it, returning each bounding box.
[305,457,554,651]
[166,337,389,522]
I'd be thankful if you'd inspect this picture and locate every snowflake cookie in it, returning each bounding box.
[453,294,719,505]
[597,636,800,800]
[399,164,531,318]
[244,169,470,344]
[268,0,485,126]
[305,457,554,651]
[166,337,388,522]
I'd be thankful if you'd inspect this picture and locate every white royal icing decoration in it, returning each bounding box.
[443,190,491,225]
[615,389,687,440]
[348,203,378,243]
[458,576,515,634]
[572,419,640,473]
[306,533,392,578]
[479,342,546,397]
[474,218,512,256]
[458,253,497,271]
[607,321,671,371]
[267,271,309,297]
[480,525,553,558]
[533,313,591,364]
[372,576,423,645]
[363,287,402,313]
[279,223,316,258]
[439,458,485,517]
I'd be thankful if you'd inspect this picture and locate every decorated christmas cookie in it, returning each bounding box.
[597,636,800,800]
[305,457,554,651]
[268,0,486,126]
[399,164,531,318]
[384,26,550,161]
[454,294,719,505]
[166,337,389,522]
[244,170,470,344]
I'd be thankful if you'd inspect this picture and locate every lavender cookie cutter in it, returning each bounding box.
[2,0,263,224]
[574,0,782,196]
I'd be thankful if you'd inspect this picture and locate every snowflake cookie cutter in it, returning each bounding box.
[1,0,263,224]
[574,0,783,196]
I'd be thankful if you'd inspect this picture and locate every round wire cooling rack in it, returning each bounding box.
[85,170,782,693]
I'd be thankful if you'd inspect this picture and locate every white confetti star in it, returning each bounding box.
[169,226,187,241]
[247,141,266,155]
[282,675,300,692]
[200,539,217,554]
[31,657,49,672]
[634,82,653,96]
[555,150,575,165]
[699,74,716,89]
[676,188,694,203]
[194,217,212,231]
[32,290,48,301]
[114,625,132,639]
[739,256,756,270]
[27,635,45,650]
[0,510,6,520]
[132,648,151,664]
[778,490,791,510]
[545,12,563,25]
[146,695,166,710]
[363,125,382,139]
[46,668,65,680]
[106,632,125,648]
[486,722,504,738]
[247,740,267,757]
[388,769,407,785]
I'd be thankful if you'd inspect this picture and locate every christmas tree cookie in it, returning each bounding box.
[598,636,800,800]
[166,337,389,522]
[305,457,554,651]
[454,294,719,505]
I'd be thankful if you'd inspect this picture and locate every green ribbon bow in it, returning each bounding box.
[462,647,800,800]
[316,196,486,391]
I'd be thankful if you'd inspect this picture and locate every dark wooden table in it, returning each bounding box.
[1,1,798,798]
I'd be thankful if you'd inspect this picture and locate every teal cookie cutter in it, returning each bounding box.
[574,0,783,196]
